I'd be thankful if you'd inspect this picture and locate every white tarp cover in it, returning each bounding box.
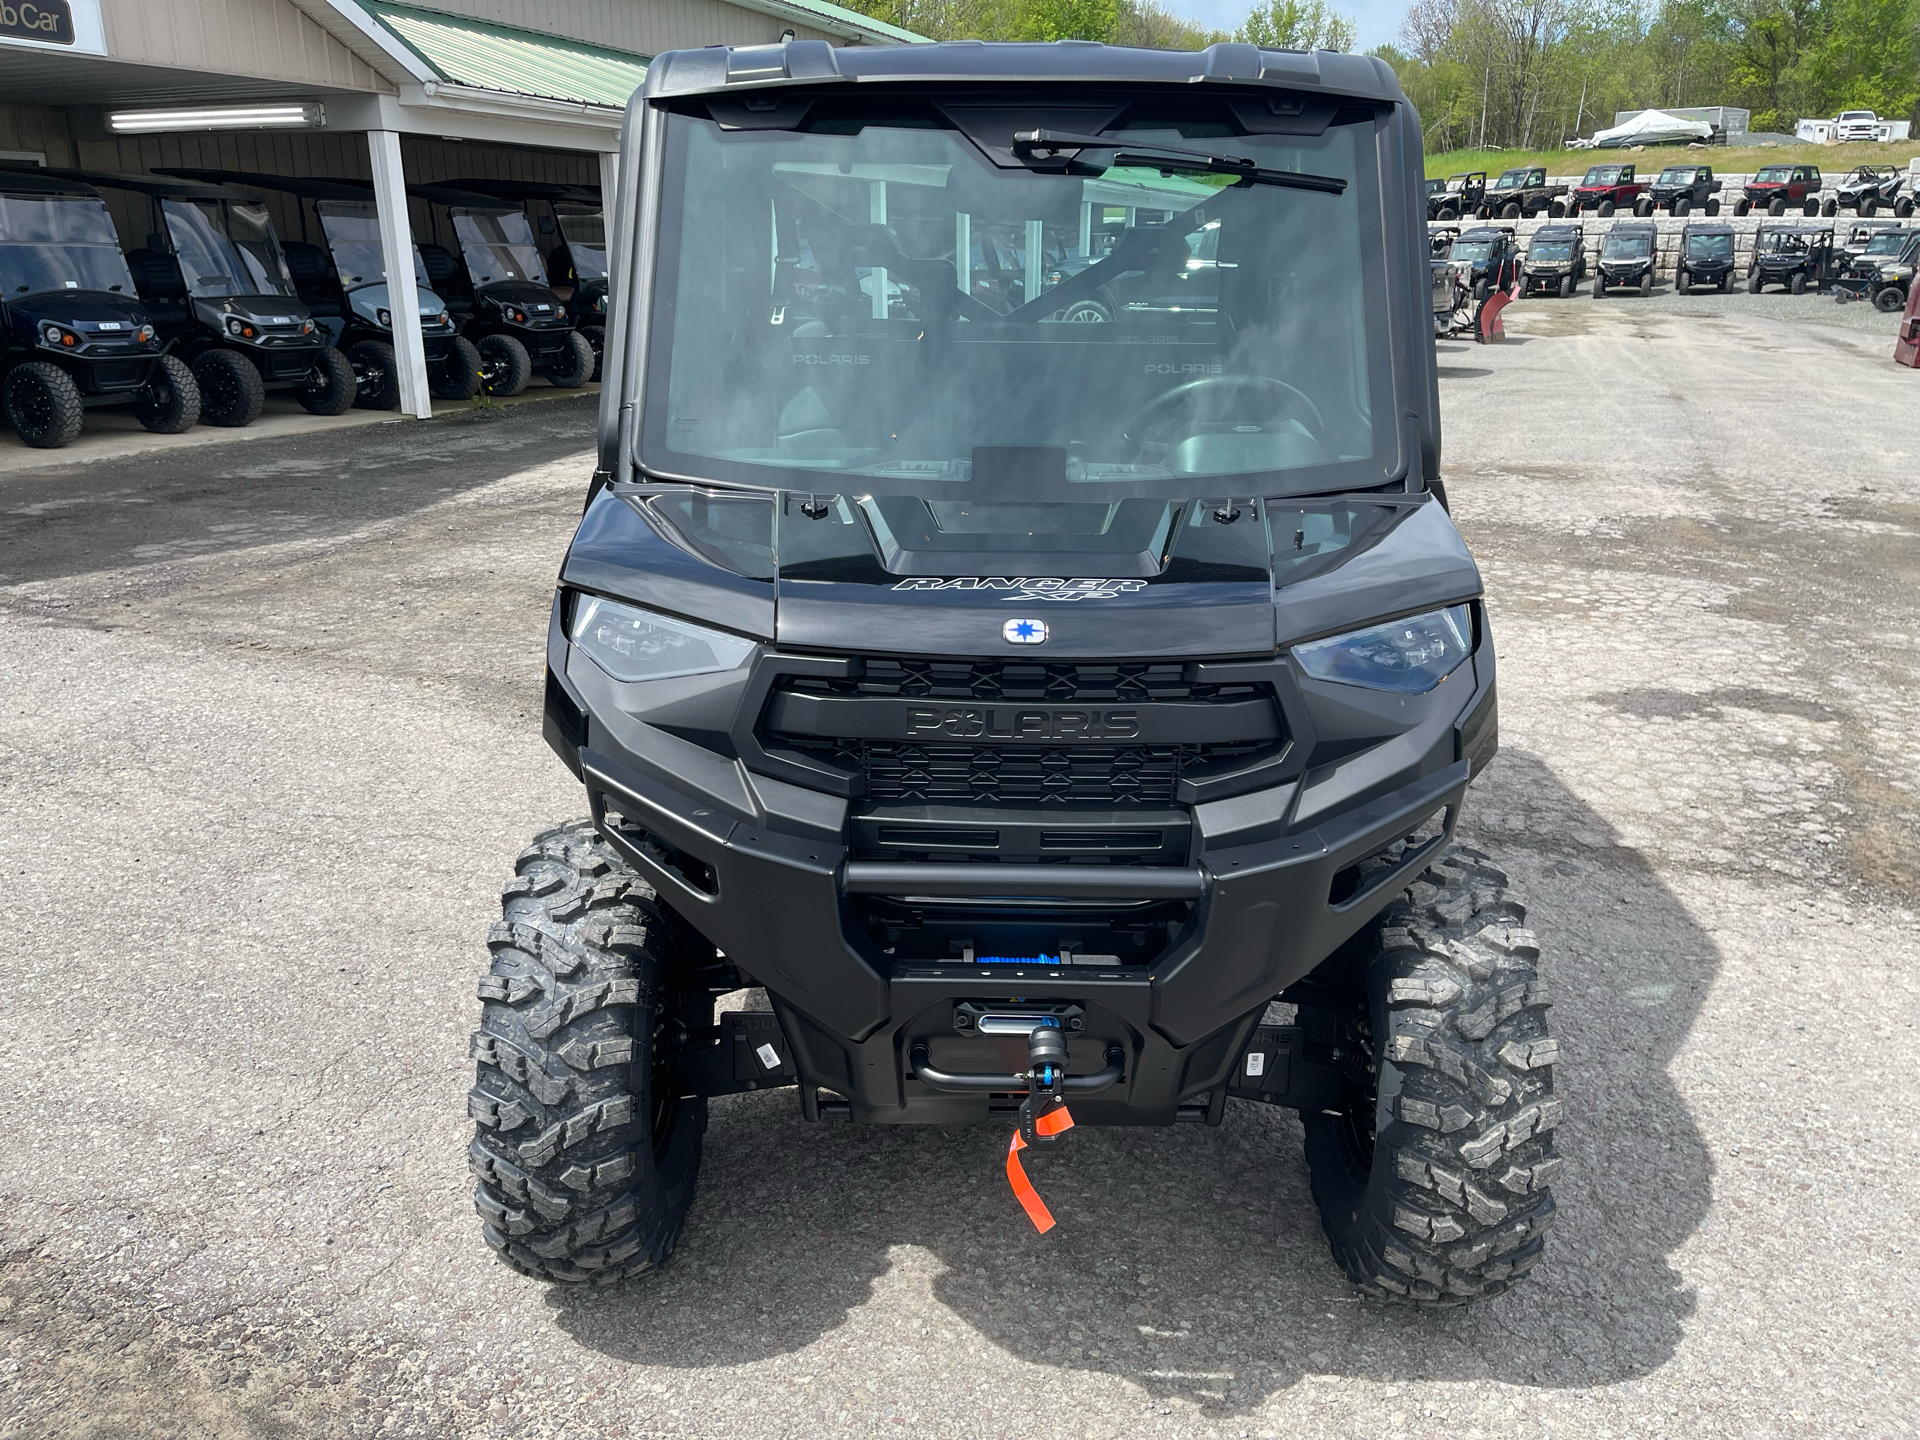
[1589,109,1715,148]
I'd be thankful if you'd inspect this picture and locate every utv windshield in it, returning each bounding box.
[0,191,135,297]
[316,201,430,290]
[1684,233,1734,261]
[1584,166,1626,185]
[1530,241,1573,261]
[1658,168,1698,185]
[451,207,547,286]
[1754,167,1794,184]
[160,197,296,298]
[555,204,607,280]
[643,104,1393,500]
[1602,233,1652,259]
[1862,232,1909,256]
[1493,171,1533,189]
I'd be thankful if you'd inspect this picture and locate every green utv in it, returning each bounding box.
[468,41,1559,1306]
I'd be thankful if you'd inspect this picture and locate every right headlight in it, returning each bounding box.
[1292,605,1474,694]
[571,596,754,683]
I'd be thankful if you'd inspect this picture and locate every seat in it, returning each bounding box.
[126,248,191,323]
[416,243,472,315]
[281,242,343,316]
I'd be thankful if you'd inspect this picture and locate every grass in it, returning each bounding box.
[1426,139,1920,178]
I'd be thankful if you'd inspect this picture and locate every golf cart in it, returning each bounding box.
[448,179,611,374]
[473,40,1556,1309]
[1825,165,1910,219]
[28,167,353,424]
[1593,220,1658,296]
[156,169,480,409]
[407,183,595,396]
[1674,222,1737,292]
[0,166,198,448]
[1747,223,1837,294]
[1832,227,1919,311]
[1520,223,1586,296]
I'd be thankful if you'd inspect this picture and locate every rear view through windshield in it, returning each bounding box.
[644,105,1393,499]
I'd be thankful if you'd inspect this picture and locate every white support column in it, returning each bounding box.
[869,179,888,320]
[1024,218,1043,304]
[1078,200,1092,258]
[367,129,430,419]
[954,211,970,294]
[598,149,619,221]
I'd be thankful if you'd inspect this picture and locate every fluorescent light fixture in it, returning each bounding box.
[107,104,325,133]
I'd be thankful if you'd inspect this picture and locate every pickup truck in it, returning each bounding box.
[1735,164,1822,217]
[1569,163,1647,217]
[1484,166,1568,219]
[1638,165,1722,216]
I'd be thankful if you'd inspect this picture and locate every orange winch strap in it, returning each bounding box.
[1034,1102,1075,1138]
[1005,1132,1056,1233]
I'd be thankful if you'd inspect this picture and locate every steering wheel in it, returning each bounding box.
[1122,375,1327,464]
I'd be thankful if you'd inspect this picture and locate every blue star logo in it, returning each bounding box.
[1003,618,1048,645]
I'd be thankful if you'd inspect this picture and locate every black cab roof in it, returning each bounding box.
[1531,223,1583,239]
[1607,219,1657,233]
[1680,221,1735,235]
[0,163,105,199]
[18,166,261,204]
[446,178,600,204]
[157,168,376,203]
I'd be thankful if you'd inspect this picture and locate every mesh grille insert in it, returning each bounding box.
[779,659,1265,705]
[787,738,1268,806]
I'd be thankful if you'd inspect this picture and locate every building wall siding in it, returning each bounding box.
[0,104,80,166]
[98,0,395,92]
[401,0,841,53]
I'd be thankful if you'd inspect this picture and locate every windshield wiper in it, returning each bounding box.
[1012,130,1347,195]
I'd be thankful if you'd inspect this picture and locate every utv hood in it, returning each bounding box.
[7,290,153,330]
[563,491,1482,661]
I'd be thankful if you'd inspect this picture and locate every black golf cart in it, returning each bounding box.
[448,178,610,375]
[30,167,353,425]
[1520,223,1586,296]
[0,166,198,448]
[1747,223,1837,294]
[407,183,595,396]
[1674,221,1737,292]
[157,169,480,409]
[1593,220,1658,296]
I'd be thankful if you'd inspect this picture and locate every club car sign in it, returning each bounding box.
[0,0,105,54]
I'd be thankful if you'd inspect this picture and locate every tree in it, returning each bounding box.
[1237,0,1359,51]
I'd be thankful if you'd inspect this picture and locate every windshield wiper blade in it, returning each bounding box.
[1011,129,1347,195]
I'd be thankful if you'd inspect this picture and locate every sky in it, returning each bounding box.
[1161,0,1411,51]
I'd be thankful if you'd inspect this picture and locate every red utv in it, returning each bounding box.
[1569,163,1646,217]
[1735,165,1822,217]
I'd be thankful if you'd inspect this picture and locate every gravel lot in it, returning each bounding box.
[1509,281,1911,333]
[2,307,1916,1440]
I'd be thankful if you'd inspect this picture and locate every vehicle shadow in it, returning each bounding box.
[0,395,598,590]
[546,747,1714,1412]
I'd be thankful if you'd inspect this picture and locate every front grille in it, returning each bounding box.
[780,658,1264,705]
[791,738,1267,806]
[89,358,147,388]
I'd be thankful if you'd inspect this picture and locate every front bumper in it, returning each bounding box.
[547,633,1498,1126]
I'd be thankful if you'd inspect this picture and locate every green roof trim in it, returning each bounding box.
[361,2,650,108]
[740,0,929,45]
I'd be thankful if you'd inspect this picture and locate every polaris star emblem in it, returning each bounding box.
[1003,618,1048,645]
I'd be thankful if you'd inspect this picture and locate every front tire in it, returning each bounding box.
[132,353,201,434]
[478,334,532,397]
[470,821,706,1285]
[1790,271,1807,296]
[580,325,605,382]
[1302,846,1560,1306]
[1640,272,1653,297]
[429,335,483,401]
[191,348,265,428]
[1875,285,1908,313]
[1598,200,1615,218]
[1676,267,1689,292]
[297,346,357,415]
[1592,277,1606,298]
[1673,197,1690,217]
[542,330,596,388]
[1557,274,1572,299]
[1821,199,1838,218]
[2,360,85,448]
[349,340,399,410]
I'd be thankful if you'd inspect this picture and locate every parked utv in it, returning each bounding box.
[1593,220,1658,296]
[1747,223,1837,293]
[1832,227,1918,311]
[1735,164,1821,217]
[451,178,610,377]
[1638,165,1721,216]
[472,40,1557,1309]
[160,169,481,408]
[31,167,353,424]
[1569,163,1645,217]
[0,167,198,448]
[1824,165,1910,219]
[1428,171,1486,221]
[1486,167,1567,219]
[1838,219,1906,263]
[1447,225,1520,297]
[1674,222,1737,292]
[409,183,596,395]
[1520,223,1586,296]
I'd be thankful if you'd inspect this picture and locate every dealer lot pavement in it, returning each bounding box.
[1,311,1916,1439]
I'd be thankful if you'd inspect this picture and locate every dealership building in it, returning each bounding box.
[1,0,923,412]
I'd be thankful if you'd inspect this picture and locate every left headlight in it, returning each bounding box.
[377,308,393,327]
[571,596,755,683]
[1293,604,1474,694]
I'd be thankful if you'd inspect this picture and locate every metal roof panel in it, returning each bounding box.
[360,2,650,109]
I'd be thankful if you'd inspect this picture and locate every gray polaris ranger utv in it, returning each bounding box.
[470,40,1558,1307]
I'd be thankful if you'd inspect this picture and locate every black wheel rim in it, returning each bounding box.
[12,378,51,432]
[649,995,686,1162]
[1324,1007,1379,1183]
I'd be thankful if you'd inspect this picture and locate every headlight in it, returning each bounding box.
[1293,605,1474,694]
[136,325,155,344]
[507,308,528,324]
[555,305,567,321]
[301,319,316,335]
[226,317,244,335]
[571,596,755,683]
[377,308,392,327]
